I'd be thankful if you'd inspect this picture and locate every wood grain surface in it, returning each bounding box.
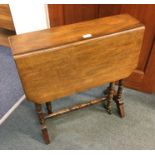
[0,28,15,47]
[0,4,15,31]
[9,14,145,103]
[9,14,142,55]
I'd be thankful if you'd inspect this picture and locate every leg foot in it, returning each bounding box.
[35,104,50,144]
[41,125,50,144]
[117,103,125,118]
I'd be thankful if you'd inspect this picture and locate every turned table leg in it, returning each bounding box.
[113,80,125,118]
[46,102,52,114]
[35,104,50,144]
[104,82,115,114]
[103,83,117,96]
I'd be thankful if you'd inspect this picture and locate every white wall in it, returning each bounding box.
[9,3,50,34]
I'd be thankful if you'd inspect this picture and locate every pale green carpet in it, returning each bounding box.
[0,85,155,150]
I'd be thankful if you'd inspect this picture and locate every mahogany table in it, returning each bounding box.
[9,14,145,144]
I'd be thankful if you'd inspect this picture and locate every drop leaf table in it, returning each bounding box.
[9,14,145,144]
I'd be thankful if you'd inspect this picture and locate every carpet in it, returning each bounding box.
[0,46,24,122]
[0,85,155,149]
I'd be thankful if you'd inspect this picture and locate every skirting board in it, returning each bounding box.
[0,95,25,125]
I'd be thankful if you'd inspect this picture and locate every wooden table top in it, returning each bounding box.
[9,14,145,103]
[9,14,143,56]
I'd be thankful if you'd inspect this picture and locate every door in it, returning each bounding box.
[48,4,155,93]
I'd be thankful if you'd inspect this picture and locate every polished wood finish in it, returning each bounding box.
[0,4,15,31]
[0,5,15,47]
[9,15,144,144]
[99,4,121,17]
[48,4,155,93]
[9,14,142,55]
[63,4,99,25]
[9,15,144,104]
[0,28,15,47]
[48,4,64,27]
[125,40,155,93]
[100,5,155,93]
[48,4,99,27]
[99,5,155,93]
[120,5,155,71]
